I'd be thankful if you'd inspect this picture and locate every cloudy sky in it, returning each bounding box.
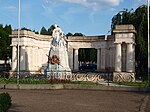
[0,0,147,35]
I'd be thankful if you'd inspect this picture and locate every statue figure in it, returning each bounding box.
[51,24,65,47]
[46,24,71,78]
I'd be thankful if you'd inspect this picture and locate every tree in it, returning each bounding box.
[66,32,73,36]
[73,33,84,36]
[79,48,97,63]
[47,25,55,35]
[0,24,12,62]
[21,27,32,31]
[40,26,48,35]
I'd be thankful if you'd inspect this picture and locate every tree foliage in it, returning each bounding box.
[0,24,12,61]
[40,25,56,35]
[66,32,73,36]
[73,33,84,36]
[111,5,148,74]
[47,25,55,35]
[40,26,49,35]
[79,48,97,62]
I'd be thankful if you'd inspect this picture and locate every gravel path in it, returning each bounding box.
[0,89,148,112]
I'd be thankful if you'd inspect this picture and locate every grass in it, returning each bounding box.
[0,77,99,85]
[112,81,148,87]
[0,78,49,84]
[0,77,148,87]
[69,81,99,85]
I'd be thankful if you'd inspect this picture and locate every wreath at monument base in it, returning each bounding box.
[48,55,60,65]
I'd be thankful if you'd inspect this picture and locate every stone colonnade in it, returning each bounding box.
[10,30,51,72]
[11,45,49,71]
[67,38,115,72]
[115,42,135,72]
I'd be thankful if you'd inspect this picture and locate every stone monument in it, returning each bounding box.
[46,24,71,78]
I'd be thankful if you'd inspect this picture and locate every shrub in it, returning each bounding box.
[0,93,11,112]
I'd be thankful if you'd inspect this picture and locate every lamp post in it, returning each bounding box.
[17,0,20,85]
[148,0,150,88]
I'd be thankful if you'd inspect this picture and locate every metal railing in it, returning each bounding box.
[0,70,113,84]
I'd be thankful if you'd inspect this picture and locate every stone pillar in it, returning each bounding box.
[20,46,26,70]
[97,48,101,71]
[100,48,105,71]
[12,46,17,71]
[68,49,73,70]
[74,48,79,71]
[32,47,35,71]
[25,46,30,71]
[34,47,38,71]
[38,48,42,69]
[37,47,40,70]
[115,43,122,72]
[126,43,134,72]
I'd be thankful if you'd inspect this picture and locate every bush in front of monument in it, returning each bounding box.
[0,93,11,112]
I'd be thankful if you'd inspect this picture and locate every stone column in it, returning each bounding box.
[26,46,31,71]
[74,48,79,71]
[12,46,17,71]
[20,46,26,71]
[31,46,35,71]
[38,48,42,69]
[97,48,101,71]
[126,43,134,72]
[100,48,105,71]
[37,47,40,70]
[115,43,122,72]
[34,47,38,71]
[68,49,73,70]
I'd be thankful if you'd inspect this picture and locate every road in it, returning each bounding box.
[0,89,149,112]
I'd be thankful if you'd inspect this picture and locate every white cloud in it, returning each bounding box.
[46,0,123,10]
[60,0,122,6]
[2,6,17,12]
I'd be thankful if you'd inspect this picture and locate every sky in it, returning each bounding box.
[0,0,147,36]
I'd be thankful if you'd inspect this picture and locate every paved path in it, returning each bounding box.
[0,89,149,112]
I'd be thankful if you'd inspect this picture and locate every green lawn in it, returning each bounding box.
[0,77,148,87]
[112,81,148,87]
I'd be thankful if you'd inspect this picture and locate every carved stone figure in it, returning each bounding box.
[46,24,71,78]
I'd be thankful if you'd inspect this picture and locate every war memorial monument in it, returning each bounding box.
[10,24,136,82]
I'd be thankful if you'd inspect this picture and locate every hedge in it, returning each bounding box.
[0,93,11,112]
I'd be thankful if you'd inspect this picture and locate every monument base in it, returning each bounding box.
[113,72,135,82]
[46,70,72,79]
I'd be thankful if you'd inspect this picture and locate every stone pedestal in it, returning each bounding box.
[113,72,135,82]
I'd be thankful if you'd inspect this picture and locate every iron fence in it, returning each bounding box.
[0,70,113,84]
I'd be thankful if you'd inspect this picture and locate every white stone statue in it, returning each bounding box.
[51,24,65,47]
[47,24,71,77]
